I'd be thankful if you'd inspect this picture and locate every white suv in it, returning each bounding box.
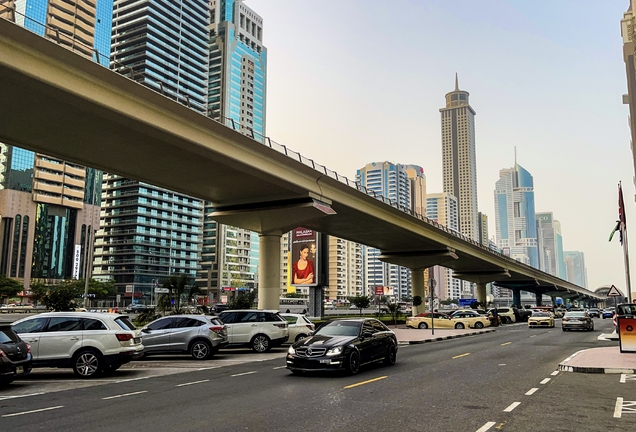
[218,310,288,352]
[12,312,143,378]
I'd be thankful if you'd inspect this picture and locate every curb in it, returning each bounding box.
[405,328,496,345]
[558,349,636,374]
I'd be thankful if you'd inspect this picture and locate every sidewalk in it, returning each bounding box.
[392,326,496,344]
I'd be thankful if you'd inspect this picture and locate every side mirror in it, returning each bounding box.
[141,328,150,333]
[362,331,373,339]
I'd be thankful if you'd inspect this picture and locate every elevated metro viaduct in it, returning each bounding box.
[0,18,605,312]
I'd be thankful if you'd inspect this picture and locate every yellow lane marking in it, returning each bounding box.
[452,353,471,359]
[501,342,512,346]
[344,376,387,389]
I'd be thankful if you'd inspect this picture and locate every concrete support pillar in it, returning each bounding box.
[535,292,543,307]
[512,288,521,308]
[411,269,425,316]
[257,233,282,310]
[476,282,487,307]
[549,296,557,307]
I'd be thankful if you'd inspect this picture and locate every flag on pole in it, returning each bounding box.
[610,182,627,244]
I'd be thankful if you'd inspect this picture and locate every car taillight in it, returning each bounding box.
[116,333,133,341]
[209,325,224,332]
[307,324,315,330]
[562,318,569,322]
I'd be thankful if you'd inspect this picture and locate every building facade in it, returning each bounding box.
[564,251,588,288]
[494,163,539,268]
[327,237,363,303]
[426,192,460,300]
[440,75,479,241]
[621,2,636,200]
[536,212,565,279]
[357,161,416,299]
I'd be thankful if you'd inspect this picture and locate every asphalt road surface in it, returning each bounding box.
[1,319,633,432]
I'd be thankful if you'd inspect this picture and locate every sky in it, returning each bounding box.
[246,0,634,293]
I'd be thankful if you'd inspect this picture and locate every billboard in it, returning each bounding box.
[374,286,394,296]
[72,245,82,279]
[290,227,319,287]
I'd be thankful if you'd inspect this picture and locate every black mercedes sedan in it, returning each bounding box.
[0,323,32,386]
[286,318,397,375]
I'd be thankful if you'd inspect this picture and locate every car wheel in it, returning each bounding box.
[191,340,212,360]
[562,328,567,331]
[455,323,465,329]
[589,324,595,331]
[474,322,484,329]
[383,345,397,366]
[73,349,102,378]
[347,351,360,375]
[418,322,428,329]
[251,334,271,353]
[295,334,307,342]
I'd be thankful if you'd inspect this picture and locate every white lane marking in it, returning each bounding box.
[115,376,155,383]
[551,371,559,376]
[231,371,257,377]
[503,402,521,412]
[0,392,45,401]
[618,399,636,416]
[197,366,221,371]
[540,378,551,385]
[621,374,627,383]
[475,421,496,432]
[615,397,624,418]
[620,374,636,383]
[176,379,209,387]
[498,364,506,366]
[2,405,63,417]
[102,390,148,400]
[525,388,538,396]
[272,366,287,370]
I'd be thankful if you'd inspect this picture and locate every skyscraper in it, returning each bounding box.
[440,75,479,241]
[196,0,267,301]
[357,161,420,299]
[621,2,636,199]
[96,0,210,303]
[494,163,539,268]
[536,212,565,278]
[426,192,460,300]
[564,251,588,288]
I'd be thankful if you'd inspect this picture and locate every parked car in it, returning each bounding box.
[12,312,143,378]
[281,313,315,342]
[212,303,230,313]
[527,311,555,328]
[587,308,601,318]
[405,312,479,329]
[0,323,32,386]
[123,304,148,314]
[448,310,491,329]
[140,315,227,360]
[602,308,615,319]
[561,311,594,331]
[218,310,288,352]
[488,308,517,324]
[286,318,397,375]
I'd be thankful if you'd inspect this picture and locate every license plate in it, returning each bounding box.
[320,359,330,364]
[16,366,23,374]
[569,320,580,323]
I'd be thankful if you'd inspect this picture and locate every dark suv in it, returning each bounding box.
[0,323,32,385]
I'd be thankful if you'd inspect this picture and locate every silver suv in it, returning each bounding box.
[218,310,288,352]
[140,315,228,360]
[12,312,143,378]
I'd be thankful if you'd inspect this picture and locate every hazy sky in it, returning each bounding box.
[247,0,633,292]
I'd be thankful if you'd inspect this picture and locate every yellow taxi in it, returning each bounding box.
[527,311,555,328]
[449,310,491,329]
[406,312,485,330]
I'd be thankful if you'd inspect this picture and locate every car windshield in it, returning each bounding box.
[315,321,361,337]
[532,312,549,317]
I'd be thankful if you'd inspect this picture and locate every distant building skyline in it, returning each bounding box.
[536,212,566,279]
[564,250,588,288]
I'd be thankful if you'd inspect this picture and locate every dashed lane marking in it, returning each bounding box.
[102,391,147,400]
[272,366,287,370]
[2,405,63,417]
[615,397,624,418]
[540,378,551,384]
[525,388,538,396]
[504,402,521,412]
[0,392,45,401]
[231,371,257,377]
[551,371,559,376]
[501,342,512,346]
[530,335,536,338]
[475,421,496,432]
[175,379,209,387]
[343,376,387,389]
[452,353,470,359]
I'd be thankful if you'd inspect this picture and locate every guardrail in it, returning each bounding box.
[0,307,47,314]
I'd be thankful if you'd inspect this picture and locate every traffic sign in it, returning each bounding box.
[155,288,169,293]
[607,285,624,297]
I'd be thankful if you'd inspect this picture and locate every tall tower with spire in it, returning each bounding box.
[440,74,479,241]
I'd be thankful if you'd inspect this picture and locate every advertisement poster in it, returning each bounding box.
[72,245,82,279]
[290,227,319,287]
[619,317,636,353]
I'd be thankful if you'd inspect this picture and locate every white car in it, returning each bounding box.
[218,310,289,352]
[281,313,315,342]
[12,312,143,378]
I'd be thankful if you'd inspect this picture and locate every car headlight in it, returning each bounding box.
[326,346,343,356]
[288,346,295,355]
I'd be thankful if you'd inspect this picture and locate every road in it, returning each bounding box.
[1,319,633,431]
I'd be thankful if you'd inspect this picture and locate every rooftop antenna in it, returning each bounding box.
[455,73,459,91]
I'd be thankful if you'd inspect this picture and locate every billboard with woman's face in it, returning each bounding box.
[291,227,319,287]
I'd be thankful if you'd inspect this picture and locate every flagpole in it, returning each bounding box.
[623,226,632,303]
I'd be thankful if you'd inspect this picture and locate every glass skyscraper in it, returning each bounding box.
[494,163,539,268]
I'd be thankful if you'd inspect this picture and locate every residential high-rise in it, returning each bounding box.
[357,162,420,299]
[0,0,113,66]
[536,212,565,278]
[494,163,538,268]
[405,165,427,216]
[196,0,267,301]
[621,2,636,199]
[110,0,209,111]
[564,251,588,288]
[440,75,479,241]
[426,192,460,300]
[477,212,489,247]
[0,0,109,296]
[327,237,363,302]
[97,0,210,304]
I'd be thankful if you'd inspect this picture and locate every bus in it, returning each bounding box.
[279,298,309,314]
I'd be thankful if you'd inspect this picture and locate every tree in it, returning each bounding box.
[227,290,257,310]
[41,281,83,311]
[0,275,22,300]
[284,292,304,299]
[386,302,401,327]
[348,295,370,316]
[30,281,47,306]
[160,273,193,312]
